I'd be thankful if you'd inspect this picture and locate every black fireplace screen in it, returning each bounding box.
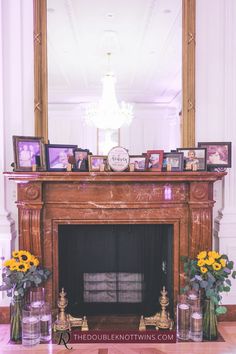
[58,224,173,316]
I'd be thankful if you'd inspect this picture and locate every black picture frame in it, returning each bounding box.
[176,148,207,171]
[45,144,77,171]
[162,152,184,172]
[13,135,46,171]
[198,142,232,168]
[74,148,90,171]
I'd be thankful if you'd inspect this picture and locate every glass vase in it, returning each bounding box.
[10,295,24,343]
[203,299,218,341]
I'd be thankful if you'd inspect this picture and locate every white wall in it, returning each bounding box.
[196,0,236,304]
[0,0,34,305]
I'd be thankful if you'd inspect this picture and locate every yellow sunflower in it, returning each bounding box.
[17,262,30,272]
[18,250,32,263]
[205,257,215,266]
[9,263,18,271]
[208,251,221,259]
[197,251,207,260]
[29,256,39,267]
[220,258,227,267]
[200,266,208,274]
[3,259,14,268]
[212,262,221,271]
[12,251,20,258]
[197,259,205,267]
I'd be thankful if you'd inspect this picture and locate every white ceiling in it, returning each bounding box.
[47,0,182,105]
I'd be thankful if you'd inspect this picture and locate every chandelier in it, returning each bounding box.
[85,54,134,130]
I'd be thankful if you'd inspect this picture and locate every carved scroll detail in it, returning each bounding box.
[25,185,40,200]
[191,183,208,201]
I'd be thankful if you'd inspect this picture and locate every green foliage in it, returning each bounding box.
[0,251,51,298]
[182,250,236,315]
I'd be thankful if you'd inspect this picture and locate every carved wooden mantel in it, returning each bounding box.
[5,171,226,307]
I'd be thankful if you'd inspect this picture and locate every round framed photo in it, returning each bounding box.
[107,146,129,172]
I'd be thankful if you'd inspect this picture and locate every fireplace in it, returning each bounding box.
[6,171,225,311]
[58,224,173,316]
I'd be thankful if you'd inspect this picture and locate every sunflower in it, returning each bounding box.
[12,251,20,258]
[212,262,221,271]
[9,263,18,271]
[200,266,208,274]
[197,251,207,260]
[29,256,39,267]
[220,258,227,267]
[17,262,30,272]
[197,259,205,267]
[3,259,14,268]
[205,257,215,266]
[18,250,32,263]
[208,251,221,259]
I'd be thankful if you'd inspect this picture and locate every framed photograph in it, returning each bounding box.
[45,144,77,171]
[89,155,107,172]
[74,148,90,171]
[162,152,184,172]
[13,135,46,171]
[198,142,232,168]
[176,148,207,171]
[146,150,164,171]
[129,155,146,171]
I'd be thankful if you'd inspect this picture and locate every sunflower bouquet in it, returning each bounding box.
[0,250,51,298]
[182,250,236,315]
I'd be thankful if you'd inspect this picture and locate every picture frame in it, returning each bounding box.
[129,155,146,171]
[74,148,90,171]
[88,155,107,172]
[13,135,46,171]
[176,148,207,171]
[45,144,77,171]
[162,152,184,172]
[198,142,232,168]
[146,150,164,171]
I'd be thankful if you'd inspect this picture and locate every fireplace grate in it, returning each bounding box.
[83,272,144,303]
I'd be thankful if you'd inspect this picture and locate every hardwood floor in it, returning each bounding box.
[0,322,236,353]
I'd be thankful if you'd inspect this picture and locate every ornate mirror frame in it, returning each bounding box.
[34,0,195,146]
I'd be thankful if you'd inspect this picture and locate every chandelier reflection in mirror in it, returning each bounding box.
[85,53,134,130]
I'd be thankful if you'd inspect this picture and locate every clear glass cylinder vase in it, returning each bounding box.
[203,299,218,341]
[10,295,24,343]
[177,295,190,340]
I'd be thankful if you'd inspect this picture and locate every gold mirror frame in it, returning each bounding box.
[34,0,195,146]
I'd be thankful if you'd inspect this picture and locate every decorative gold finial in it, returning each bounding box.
[81,316,89,331]
[139,315,146,331]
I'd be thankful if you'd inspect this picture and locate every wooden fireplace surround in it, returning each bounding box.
[5,171,226,308]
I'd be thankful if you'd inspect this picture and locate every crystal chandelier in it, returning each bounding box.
[85,54,133,129]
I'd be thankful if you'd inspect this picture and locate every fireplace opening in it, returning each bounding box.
[58,224,173,317]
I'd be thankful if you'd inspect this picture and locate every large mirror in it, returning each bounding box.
[34,0,195,151]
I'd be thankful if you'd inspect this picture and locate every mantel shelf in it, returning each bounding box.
[4,171,226,183]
